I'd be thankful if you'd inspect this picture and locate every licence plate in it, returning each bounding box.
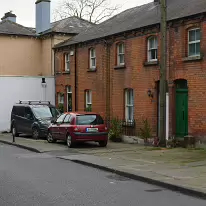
[86,128,98,132]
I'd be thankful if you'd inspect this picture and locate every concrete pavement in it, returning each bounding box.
[1,133,206,199]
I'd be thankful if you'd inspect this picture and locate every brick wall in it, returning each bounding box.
[54,14,206,137]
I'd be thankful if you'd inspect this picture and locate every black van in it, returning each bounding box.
[11,101,60,139]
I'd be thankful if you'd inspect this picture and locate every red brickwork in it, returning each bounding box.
[55,14,206,137]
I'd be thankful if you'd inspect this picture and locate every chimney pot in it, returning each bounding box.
[1,11,17,22]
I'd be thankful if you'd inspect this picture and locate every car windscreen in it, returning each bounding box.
[76,115,104,125]
[32,105,53,119]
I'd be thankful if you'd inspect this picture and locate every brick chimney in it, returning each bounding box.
[35,0,51,34]
[1,11,17,23]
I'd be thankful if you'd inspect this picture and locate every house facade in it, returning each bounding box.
[54,0,206,139]
[0,0,93,131]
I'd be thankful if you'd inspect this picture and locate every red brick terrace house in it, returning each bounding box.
[54,0,206,140]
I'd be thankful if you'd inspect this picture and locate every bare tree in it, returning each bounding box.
[54,0,121,24]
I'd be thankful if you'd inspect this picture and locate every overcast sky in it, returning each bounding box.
[0,0,153,27]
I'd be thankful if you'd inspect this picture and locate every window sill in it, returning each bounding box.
[87,68,97,72]
[144,60,159,66]
[183,56,203,62]
[122,120,135,127]
[55,71,70,75]
[55,71,61,75]
[114,65,126,70]
[62,71,70,74]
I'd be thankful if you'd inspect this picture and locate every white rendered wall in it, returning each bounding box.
[0,76,55,132]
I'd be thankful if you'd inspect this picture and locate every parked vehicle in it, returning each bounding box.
[47,112,108,148]
[11,101,60,139]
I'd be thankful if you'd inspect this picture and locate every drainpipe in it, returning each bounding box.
[74,44,78,111]
[54,49,57,106]
[105,40,111,121]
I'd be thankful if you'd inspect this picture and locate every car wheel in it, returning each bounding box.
[47,132,56,143]
[32,127,39,139]
[12,124,19,137]
[99,140,107,147]
[67,134,74,148]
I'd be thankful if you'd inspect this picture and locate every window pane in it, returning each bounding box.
[91,58,96,67]
[118,43,124,53]
[67,86,72,93]
[119,54,124,64]
[196,29,200,41]
[189,43,196,56]
[189,30,196,42]
[149,38,154,48]
[128,106,133,120]
[65,54,69,61]
[196,42,200,55]
[150,49,157,60]
[66,62,70,70]
[90,49,95,57]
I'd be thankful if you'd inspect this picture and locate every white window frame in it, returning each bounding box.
[125,89,134,122]
[117,43,125,66]
[148,36,158,62]
[89,48,96,69]
[85,90,92,110]
[188,28,201,57]
[65,53,70,71]
[58,93,64,104]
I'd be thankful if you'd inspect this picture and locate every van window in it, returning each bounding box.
[15,106,25,117]
[25,107,33,119]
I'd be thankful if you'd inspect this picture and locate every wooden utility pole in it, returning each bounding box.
[159,0,167,146]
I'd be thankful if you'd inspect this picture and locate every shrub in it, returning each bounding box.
[139,118,152,144]
[109,117,123,142]
[85,105,92,112]
[58,103,64,113]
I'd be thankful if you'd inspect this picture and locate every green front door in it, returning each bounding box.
[176,89,188,137]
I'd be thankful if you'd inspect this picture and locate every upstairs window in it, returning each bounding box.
[65,53,70,72]
[148,36,158,61]
[89,48,96,69]
[117,43,125,65]
[188,28,200,57]
[125,89,134,121]
[85,90,92,112]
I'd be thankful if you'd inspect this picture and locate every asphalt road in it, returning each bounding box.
[0,144,205,206]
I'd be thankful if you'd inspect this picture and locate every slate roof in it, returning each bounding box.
[0,16,94,36]
[55,0,206,48]
[0,20,35,36]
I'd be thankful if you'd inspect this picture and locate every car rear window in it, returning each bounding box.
[76,115,104,125]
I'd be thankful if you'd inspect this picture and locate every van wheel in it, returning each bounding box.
[32,127,39,139]
[47,132,56,143]
[67,134,75,148]
[99,140,107,147]
[12,125,19,137]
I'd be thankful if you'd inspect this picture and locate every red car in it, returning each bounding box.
[47,112,108,148]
